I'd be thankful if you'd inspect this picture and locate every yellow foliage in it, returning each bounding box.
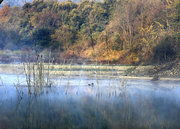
[154,21,164,29]
[166,0,175,8]
[129,52,140,63]
[141,38,148,44]
[139,24,153,33]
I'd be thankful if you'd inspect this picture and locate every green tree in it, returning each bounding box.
[51,25,73,51]
[32,28,52,52]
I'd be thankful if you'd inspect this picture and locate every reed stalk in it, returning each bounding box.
[23,54,52,95]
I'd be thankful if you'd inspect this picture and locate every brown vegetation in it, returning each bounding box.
[0,0,179,64]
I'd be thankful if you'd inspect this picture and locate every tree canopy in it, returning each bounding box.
[0,0,179,64]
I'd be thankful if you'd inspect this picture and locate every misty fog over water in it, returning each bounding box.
[0,74,180,129]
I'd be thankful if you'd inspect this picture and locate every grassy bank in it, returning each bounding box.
[0,62,179,81]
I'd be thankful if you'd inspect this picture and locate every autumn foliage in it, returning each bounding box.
[0,0,179,64]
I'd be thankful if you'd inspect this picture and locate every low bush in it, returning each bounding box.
[153,36,176,63]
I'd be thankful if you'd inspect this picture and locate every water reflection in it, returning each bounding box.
[0,75,180,129]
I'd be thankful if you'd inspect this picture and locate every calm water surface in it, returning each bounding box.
[0,74,180,129]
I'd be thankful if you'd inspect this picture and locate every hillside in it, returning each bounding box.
[0,0,179,64]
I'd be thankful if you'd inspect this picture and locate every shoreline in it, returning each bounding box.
[0,62,179,81]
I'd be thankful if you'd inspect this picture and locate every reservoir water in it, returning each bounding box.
[0,74,180,129]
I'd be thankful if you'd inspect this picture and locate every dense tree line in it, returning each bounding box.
[0,0,179,64]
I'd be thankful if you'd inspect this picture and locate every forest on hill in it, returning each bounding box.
[0,0,179,64]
